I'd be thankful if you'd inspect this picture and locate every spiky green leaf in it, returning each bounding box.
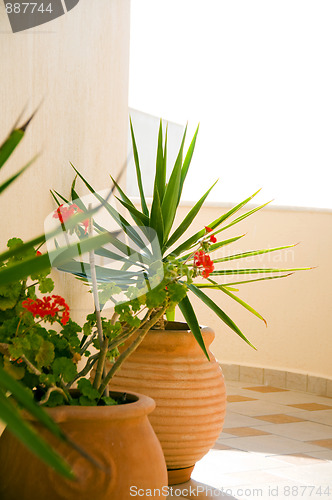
[178,294,209,359]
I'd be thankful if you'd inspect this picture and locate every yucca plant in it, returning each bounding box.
[52,119,309,366]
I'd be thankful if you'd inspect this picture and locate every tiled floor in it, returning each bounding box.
[168,381,332,499]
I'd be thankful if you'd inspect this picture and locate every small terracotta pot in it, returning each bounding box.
[109,323,227,484]
[0,391,168,500]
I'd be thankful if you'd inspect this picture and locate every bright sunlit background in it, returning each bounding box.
[129,0,332,209]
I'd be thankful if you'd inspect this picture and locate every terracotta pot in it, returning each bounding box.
[109,323,227,484]
[0,391,168,500]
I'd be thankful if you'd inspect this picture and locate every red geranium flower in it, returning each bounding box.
[53,204,89,234]
[194,250,215,278]
[22,295,70,325]
[205,226,217,244]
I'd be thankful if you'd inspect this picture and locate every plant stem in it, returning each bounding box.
[80,334,97,355]
[66,353,99,388]
[39,386,70,406]
[20,354,42,376]
[88,207,108,395]
[98,306,167,396]
[93,337,109,391]
[20,355,71,403]
[107,308,153,351]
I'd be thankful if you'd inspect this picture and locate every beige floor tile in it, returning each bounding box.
[286,409,332,426]
[216,431,238,439]
[225,381,248,389]
[243,386,288,393]
[192,449,285,478]
[223,411,267,428]
[169,383,332,498]
[308,438,332,449]
[253,421,332,441]
[287,403,332,411]
[213,443,234,450]
[305,449,332,460]
[213,469,285,488]
[269,461,332,486]
[168,479,237,499]
[218,434,327,455]
[224,427,270,437]
[254,414,304,424]
[227,400,291,416]
[243,390,323,405]
[227,395,257,403]
[271,453,326,465]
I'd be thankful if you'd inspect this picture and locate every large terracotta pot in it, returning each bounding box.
[110,323,227,484]
[0,391,168,500]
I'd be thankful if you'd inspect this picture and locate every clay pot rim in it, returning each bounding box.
[26,391,156,423]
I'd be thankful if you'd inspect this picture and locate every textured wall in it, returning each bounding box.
[0,0,130,319]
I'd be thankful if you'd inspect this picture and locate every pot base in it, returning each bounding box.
[168,466,195,485]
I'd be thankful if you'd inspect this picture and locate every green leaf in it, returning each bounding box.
[35,340,55,368]
[70,175,78,202]
[0,366,64,439]
[161,126,187,241]
[77,378,100,401]
[178,294,209,360]
[206,278,267,325]
[79,396,97,406]
[130,117,149,216]
[178,124,199,202]
[52,357,77,383]
[179,234,246,261]
[0,391,73,479]
[0,112,35,168]
[164,180,218,251]
[0,197,129,286]
[38,278,54,293]
[111,176,149,227]
[215,274,294,286]
[0,129,24,169]
[187,283,256,349]
[0,203,105,265]
[212,244,297,264]
[150,187,164,245]
[211,267,311,276]
[53,190,70,205]
[170,189,262,257]
[71,165,147,252]
[102,396,118,406]
[154,120,166,203]
[0,157,37,195]
[0,281,22,311]
[115,197,150,226]
[213,200,273,238]
[50,190,62,207]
